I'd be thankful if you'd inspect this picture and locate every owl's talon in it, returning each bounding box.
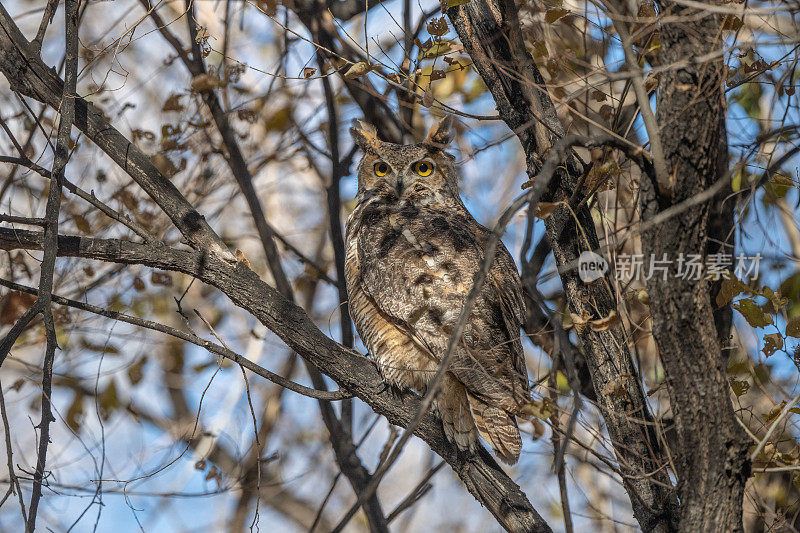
[391,385,405,403]
[378,381,405,403]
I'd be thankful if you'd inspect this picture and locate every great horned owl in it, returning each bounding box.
[344,117,531,464]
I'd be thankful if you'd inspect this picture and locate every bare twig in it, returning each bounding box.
[0,154,153,241]
[31,0,59,54]
[386,460,445,523]
[0,215,47,226]
[0,278,351,401]
[609,1,670,196]
[0,4,233,260]
[547,374,573,533]
[751,391,800,462]
[0,380,27,529]
[26,1,79,529]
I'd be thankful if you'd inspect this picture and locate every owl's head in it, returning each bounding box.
[351,117,460,205]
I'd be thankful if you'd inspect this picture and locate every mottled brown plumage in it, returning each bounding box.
[345,119,530,463]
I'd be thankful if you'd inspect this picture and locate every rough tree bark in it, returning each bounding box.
[446,1,679,530]
[641,3,751,530]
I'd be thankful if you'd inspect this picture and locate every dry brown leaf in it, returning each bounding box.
[590,310,620,331]
[235,248,252,268]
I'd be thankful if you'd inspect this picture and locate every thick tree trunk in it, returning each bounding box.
[447,1,679,530]
[642,3,751,530]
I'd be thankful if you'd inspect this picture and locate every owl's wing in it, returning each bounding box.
[481,227,528,383]
[482,231,525,330]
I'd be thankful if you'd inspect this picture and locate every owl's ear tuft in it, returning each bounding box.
[424,115,454,150]
[351,120,380,153]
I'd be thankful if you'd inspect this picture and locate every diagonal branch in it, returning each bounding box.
[0,226,548,533]
[181,1,293,298]
[0,3,232,261]
[0,279,350,402]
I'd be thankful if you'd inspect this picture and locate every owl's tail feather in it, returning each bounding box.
[438,375,478,453]
[468,395,522,464]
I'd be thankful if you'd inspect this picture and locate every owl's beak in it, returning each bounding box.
[395,175,404,194]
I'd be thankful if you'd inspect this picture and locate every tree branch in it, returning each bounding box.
[0,4,232,260]
[0,279,351,401]
[25,1,79,529]
[0,227,548,533]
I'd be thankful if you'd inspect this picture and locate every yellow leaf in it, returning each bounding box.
[128,358,146,385]
[114,189,139,211]
[591,90,606,102]
[162,93,184,112]
[426,17,449,37]
[264,106,292,132]
[534,201,560,219]
[99,381,119,421]
[644,73,660,92]
[343,61,373,80]
[760,286,787,312]
[421,88,434,108]
[716,276,748,307]
[722,15,743,31]
[190,73,224,92]
[762,401,787,424]
[66,393,84,432]
[151,153,185,178]
[431,69,447,82]
[556,371,570,393]
[235,248,252,268]
[258,0,277,16]
[420,40,455,60]
[729,377,750,397]
[519,398,555,421]
[74,214,90,234]
[80,337,119,355]
[637,288,650,306]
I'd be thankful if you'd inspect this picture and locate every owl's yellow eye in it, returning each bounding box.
[413,161,433,177]
[374,161,390,177]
